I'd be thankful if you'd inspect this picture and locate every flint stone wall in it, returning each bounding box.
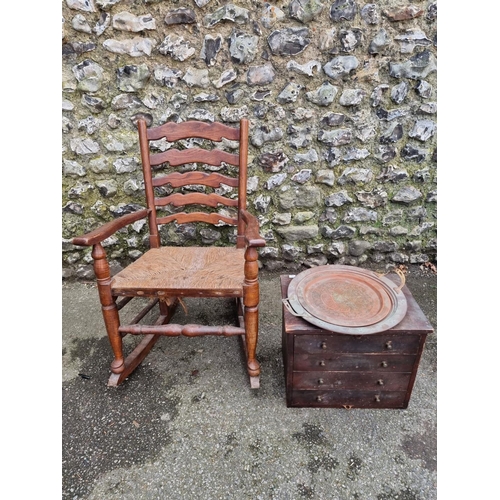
[62,0,437,279]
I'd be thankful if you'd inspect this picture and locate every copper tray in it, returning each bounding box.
[283,265,407,335]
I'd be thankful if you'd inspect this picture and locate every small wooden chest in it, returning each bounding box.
[281,275,433,409]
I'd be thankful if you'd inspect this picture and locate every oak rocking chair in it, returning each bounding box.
[72,118,265,388]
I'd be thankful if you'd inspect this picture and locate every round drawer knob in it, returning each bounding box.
[318,378,324,385]
[381,361,388,368]
[319,360,326,366]
[316,396,323,402]
[374,395,381,402]
[377,379,384,386]
[385,341,393,350]
[320,341,327,350]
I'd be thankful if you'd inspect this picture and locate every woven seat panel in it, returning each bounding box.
[111,247,246,297]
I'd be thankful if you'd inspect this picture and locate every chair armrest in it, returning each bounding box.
[240,209,266,248]
[72,209,150,247]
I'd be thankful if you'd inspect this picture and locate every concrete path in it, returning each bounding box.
[62,266,437,500]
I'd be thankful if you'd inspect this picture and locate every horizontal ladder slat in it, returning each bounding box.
[156,212,238,226]
[147,121,240,142]
[155,192,238,208]
[152,171,239,188]
[149,148,239,167]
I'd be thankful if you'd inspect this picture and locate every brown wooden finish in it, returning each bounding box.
[293,333,422,355]
[155,192,239,208]
[72,209,149,247]
[152,171,239,188]
[280,274,432,409]
[290,390,408,409]
[146,120,240,142]
[237,119,249,247]
[119,323,245,336]
[138,119,161,249]
[71,118,264,388]
[108,297,179,387]
[240,209,266,248]
[293,371,412,391]
[149,148,239,167]
[156,212,238,226]
[292,353,417,372]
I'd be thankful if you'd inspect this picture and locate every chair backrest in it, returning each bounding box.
[137,118,249,250]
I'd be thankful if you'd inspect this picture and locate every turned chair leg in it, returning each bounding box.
[92,243,124,374]
[244,247,261,384]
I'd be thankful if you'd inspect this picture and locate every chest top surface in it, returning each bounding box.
[280,274,433,336]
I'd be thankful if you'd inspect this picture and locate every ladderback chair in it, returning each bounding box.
[72,118,265,388]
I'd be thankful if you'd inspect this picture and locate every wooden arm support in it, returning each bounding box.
[240,209,266,248]
[72,209,150,247]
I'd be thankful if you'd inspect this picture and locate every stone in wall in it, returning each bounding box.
[325,191,352,207]
[392,187,423,204]
[289,0,325,23]
[66,0,95,13]
[277,83,302,104]
[389,50,437,80]
[213,68,238,88]
[287,60,321,77]
[182,67,210,88]
[72,60,104,92]
[104,38,155,57]
[409,119,436,142]
[394,29,432,54]
[96,0,120,9]
[112,11,156,32]
[317,128,352,146]
[330,0,356,22]
[117,64,150,91]
[261,4,285,29]
[361,4,380,25]
[339,29,363,52]
[267,28,310,56]
[383,4,424,22]
[338,167,373,185]
[258,151,288,172]
[339,89,365,106]
[229,31,259,64]
[246,64,276,86]
[153,66,183,88]
[159,35,196,62]
[279,186,322,210]
[203,4,250,27]
[277,225,319,241]
[369,29,390,54]
[287,125,313,149]
[94,12,110,36]
[251,125,283,147]
[165,8,196,25]
[201,34,223,66]
[72,14,92,33]
[62,0,438,275]
[306,82,338,106]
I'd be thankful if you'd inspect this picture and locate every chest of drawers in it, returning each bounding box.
[281,274,433,408]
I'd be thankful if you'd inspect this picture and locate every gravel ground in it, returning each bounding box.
[62,265,437,500]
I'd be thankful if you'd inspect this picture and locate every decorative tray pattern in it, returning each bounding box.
[283,266,408,335]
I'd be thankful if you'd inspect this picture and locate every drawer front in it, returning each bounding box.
[289,390,408,409]
[294,333,421,355]
[293,353,416,372]
[293,371,411,391]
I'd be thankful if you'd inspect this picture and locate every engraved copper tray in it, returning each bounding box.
[283,265,407,335]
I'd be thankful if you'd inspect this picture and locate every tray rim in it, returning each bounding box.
[284,265,408,335]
